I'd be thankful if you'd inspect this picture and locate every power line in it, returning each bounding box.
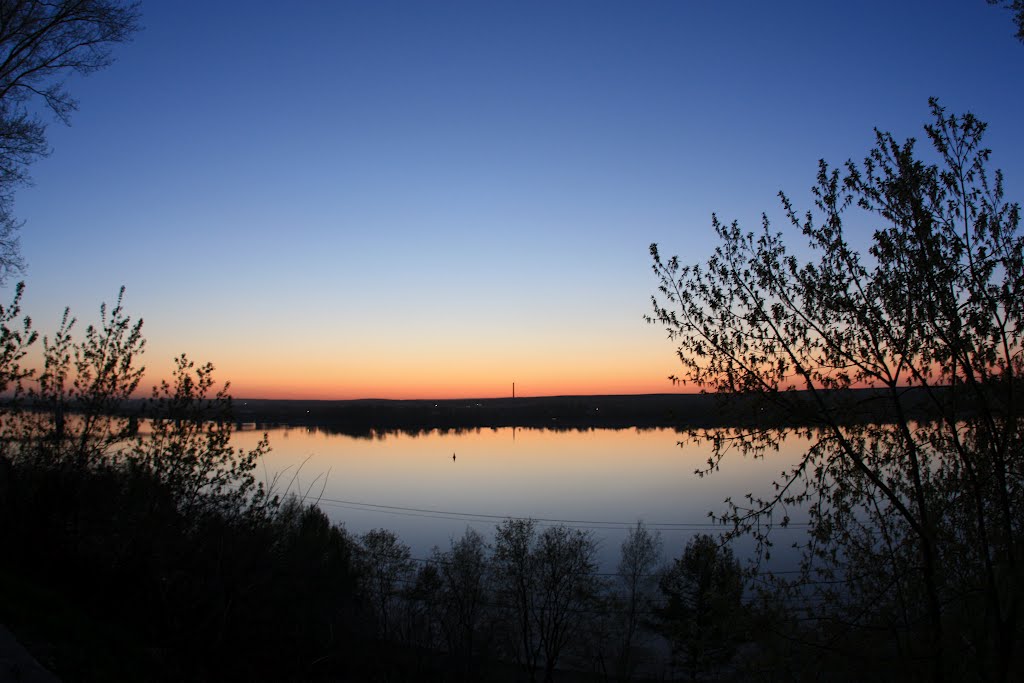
[306,494,812,531]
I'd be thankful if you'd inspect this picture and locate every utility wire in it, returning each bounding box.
[307,494,812,531]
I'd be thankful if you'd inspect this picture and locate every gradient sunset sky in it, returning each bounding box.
[8,0,1024,400]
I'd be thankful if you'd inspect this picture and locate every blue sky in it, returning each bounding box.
[9,0,1024,398]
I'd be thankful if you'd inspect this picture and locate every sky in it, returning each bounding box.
[7,0,1024,400]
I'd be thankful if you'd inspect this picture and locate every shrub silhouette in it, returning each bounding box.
[0,288,368,681]
[650,100,1024,679]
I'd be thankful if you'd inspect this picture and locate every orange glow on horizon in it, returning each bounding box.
[218,375,693,401]
[138,337,697,400]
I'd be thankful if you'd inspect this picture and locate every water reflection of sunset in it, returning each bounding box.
[235,426,810,569]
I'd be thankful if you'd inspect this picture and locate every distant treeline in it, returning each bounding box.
[5,387,957,437]
[216,388,943,437]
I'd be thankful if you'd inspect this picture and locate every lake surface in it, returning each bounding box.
[234,425,811,571]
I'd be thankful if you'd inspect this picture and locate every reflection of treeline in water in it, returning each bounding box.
[224,389,953,438]
[48,386,959,439]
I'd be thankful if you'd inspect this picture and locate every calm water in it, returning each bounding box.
[234,426,810,570]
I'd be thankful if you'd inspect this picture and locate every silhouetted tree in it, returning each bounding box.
[431,527,494,675]
[405,560,443,650]
[614,521,662,681]
[656,535,745,681]
[0,0,140,280]
[493,519,600,683]
[134,354,271,520]
[987,0,1024,41]
[29,286,144,468]
[533,524,600,682]
[493,518,541,678]
[649,100,1023,680]
[0,281,34,402]
[266,499,362,675]
[357,527,415,640]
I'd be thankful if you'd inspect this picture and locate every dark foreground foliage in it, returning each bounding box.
[1,463,368,681]
[651,100,1024,681]
[0,289,374,681]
